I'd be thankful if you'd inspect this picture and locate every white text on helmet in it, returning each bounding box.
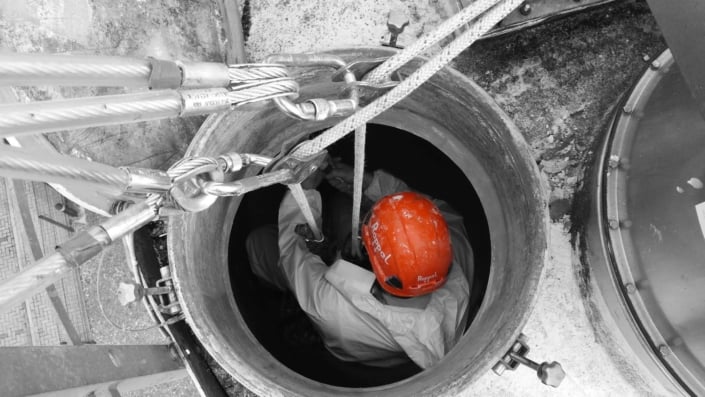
[417,272,438,284]
[370,222,392,264]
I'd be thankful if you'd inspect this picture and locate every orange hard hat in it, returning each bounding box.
[361,191,452,297]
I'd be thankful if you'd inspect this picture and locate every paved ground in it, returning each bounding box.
[0,0,679,396]
[0,179,91,347]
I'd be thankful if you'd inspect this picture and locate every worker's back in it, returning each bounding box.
[313,257,470,369]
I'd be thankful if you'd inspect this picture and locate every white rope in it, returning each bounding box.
[291,0,522,160]
[341,0,520,252]
[288,183,322,240]
[350,124,366,257]
[282,0,520,249]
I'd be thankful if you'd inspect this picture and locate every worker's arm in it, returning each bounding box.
[277,189,334,320]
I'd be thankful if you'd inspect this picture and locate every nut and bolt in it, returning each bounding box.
[659,344,671,356]
[608,155,621,169]
[117,282,144,306]
[622,105,633,115]
[608,219,620,230]
[650,60,661,70]
[117,281,172,306]
[625,283,637,294]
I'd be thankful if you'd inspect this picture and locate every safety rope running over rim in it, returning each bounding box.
[291,0,523,160]
[323,0,524,252]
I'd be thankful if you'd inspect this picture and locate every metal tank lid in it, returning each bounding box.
[594,48,705,395]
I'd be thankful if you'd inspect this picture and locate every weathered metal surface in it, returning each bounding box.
[458,0,620,39]
[0,345,185,397]
[215,0,247,64]
[585,49,705,396]
[645,0,705,116]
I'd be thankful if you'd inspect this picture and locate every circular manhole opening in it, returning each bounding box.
[168,47,546,396]
[227,123,491,387]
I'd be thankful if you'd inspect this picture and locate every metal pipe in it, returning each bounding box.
[122,167,173,193]
[0,90,181,136]
[0,252,69,315]
[509,351,540,371]
[178,61,231,88]
[0,145,171,194]
[101,195,162,243]
[0,53,235,89]
[0,88,232,137]
[0,53,152,87]
[179,88,232,117]
[0,144,128,193]
[0,197,160,314]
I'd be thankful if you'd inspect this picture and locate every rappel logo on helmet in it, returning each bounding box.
[361,191,453,298]
[417,273,439,284]
[368,221,392,264]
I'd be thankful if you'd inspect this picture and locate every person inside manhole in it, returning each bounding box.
[245,156,473,369]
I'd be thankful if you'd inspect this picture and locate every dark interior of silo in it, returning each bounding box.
[227,123,491,387]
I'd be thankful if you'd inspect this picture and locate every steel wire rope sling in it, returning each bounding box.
[0,57,300,137]
[0,0,521,314]
[0,51,357,313]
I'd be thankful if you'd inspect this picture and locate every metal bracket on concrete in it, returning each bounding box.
[459,0,619,39]
[493,334,566,388]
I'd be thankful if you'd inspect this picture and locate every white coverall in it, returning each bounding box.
[251,170,473,369]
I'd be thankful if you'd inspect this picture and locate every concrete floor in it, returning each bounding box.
[0,0,677,395]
